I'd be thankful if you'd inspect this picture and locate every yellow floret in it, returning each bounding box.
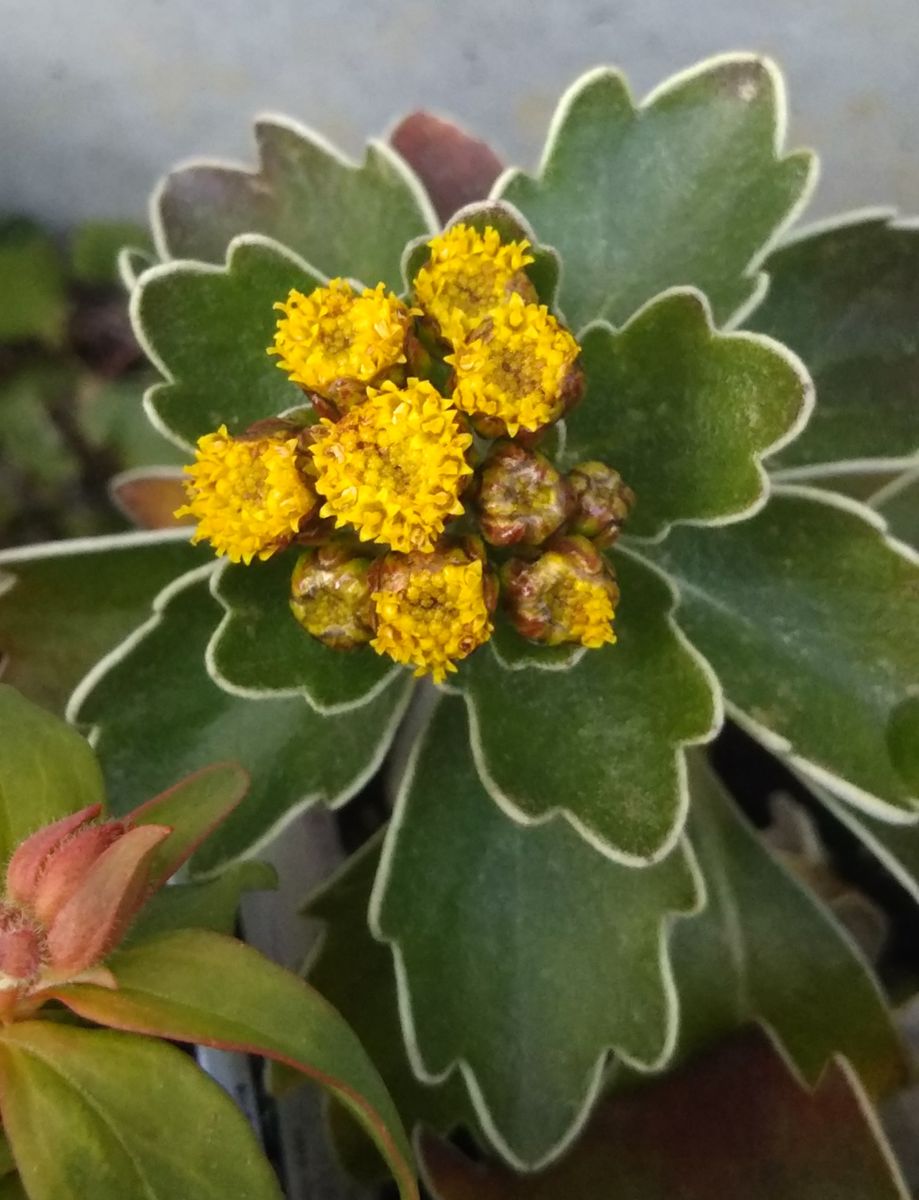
[447,293,580,436]
[413,223,534,343]
[553,574,617,649]
[269,279,414,396]
[308,379,473,553]
[371,557,493,681]
[177,425,317,564]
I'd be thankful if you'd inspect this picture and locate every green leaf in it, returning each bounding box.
[0,685,103,861]
[53,929,418,1199]
[126,860,277,946]
[565,292,812,539]
[749,216,919,473]
[673,756,905,1098]
[135,236,322,449]
[128,762,250,888]
[70,221,153,287]
[209,554,401,710]
[0,1020,282,1200]
[419,1028,909,1200]
[372,696,701,1168]
[0,219,67,346]
[303,836,475,1184]
[462,549,719,863]
[646,486,919,820]
[154,118,435,290]
[72,573,411,874]
[0,530,210,714]
[498,57,814,331]
[871,467,919,549]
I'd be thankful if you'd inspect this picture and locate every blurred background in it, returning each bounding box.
[3,0,919,228]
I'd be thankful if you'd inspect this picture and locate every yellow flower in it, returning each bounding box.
[413,223,534,343]
[177,425,317,564]
[448,293,581,436]
[502,537,618,648]
[370,550,495,681]
[308,379,473,553]
[269,279,414,401]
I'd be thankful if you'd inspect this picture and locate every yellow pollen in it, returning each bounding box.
[548,571,617,649]
[269,278,414,395]
[308,379,473,553]
[413,223,534,343]
[371,558,493,681]
[176,425,316,564]
[447,293,580,436]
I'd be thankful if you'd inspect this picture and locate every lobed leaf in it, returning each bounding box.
[419,1029,909,1200]
[646,487,919,821]
[0,1021,282,1200]
[0,531,209,714]
[134,236,321,450]
[751,216,919,474]
[155,117,435,290]
[565,290,812,539]
[498,56,814,331]
[0,686,103,864]
[372,696,700,1169]
[673,756,906,1098]
[71,574,411,874]
[53,929,418,1199]
[462,549,720,863]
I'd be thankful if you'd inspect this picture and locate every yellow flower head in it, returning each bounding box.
[448,293,581,436]
[177,425,317,564]
[269,279,414,399]
[308,379,473,553]
[502,538,618,648]
[370,550,494,681]
[413,223,535,343]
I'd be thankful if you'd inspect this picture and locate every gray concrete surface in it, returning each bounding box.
[1,0,918,230]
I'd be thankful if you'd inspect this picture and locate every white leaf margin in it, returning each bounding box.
[461,542,725,868]
[570,285,816,545]
[491,52,820,334]
[130,231,326,456]
[368,691,708,1174]
[65,565,414,878]
[149,112,438,265]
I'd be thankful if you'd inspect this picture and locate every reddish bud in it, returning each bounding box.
[6,803,103,908]
[0,904,43,989]
[45,824,172,977]
[474,441,573,547]
[567,462,635,547]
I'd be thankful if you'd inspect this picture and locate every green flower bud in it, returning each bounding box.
[474,441,574,547]
[290,544,375,650]
[502,534,619,648]
[567,462,635,547]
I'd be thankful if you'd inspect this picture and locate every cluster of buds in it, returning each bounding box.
[0,805,170,1019]
[178,223,635,680]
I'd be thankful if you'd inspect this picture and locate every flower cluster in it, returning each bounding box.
[179,224,634,680]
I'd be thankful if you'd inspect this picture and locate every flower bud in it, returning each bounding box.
[290,544,375,650]
[474,442,573,547]
[502,534,619,648]
[567,462,635,548]
[0,905,43,991]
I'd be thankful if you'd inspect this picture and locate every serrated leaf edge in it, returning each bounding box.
[465,541,724,866]
[64,566,415,878]
[368,692,708,1173]
[492,53,820,332]
[150,114,438,264]
[702,483,919,825]
[131,232,328,455]
[576,285,816,544]
[203,558,406,718]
